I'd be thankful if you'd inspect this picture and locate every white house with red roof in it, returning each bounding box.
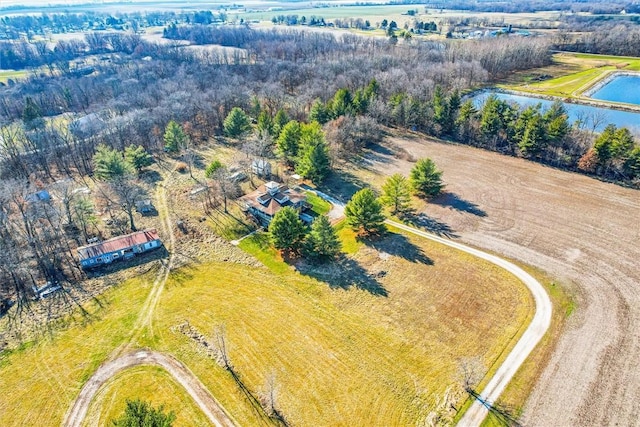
[77,229,162,269]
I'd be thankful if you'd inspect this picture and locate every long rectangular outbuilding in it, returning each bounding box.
[77,229,162,269]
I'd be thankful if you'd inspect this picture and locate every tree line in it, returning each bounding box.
[0,9,227,40]
[0,26,600,307]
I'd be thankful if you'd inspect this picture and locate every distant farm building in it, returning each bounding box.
[77,229,162,269]
[239,181,310,225]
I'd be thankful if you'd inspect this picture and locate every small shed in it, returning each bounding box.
[135,199,155,214]
[251,159,272,177]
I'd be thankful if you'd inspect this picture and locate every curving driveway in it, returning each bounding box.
[312,190,551,426]
[63,350,235,427]
[386,220,552,426]
[63,171,236,427]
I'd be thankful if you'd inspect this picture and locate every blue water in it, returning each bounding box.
[474,91,640,132]
[590,75,640,106]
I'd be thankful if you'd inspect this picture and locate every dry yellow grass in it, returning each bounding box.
[151,227,533,426]
[0,274,152,426]
[82,365,211,426]
[0,176,534,427]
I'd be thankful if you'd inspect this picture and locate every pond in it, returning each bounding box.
[589,75,640,106]
[473,91,640,132]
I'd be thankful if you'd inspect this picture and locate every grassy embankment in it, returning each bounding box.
[0,69,28,83]
[501,52,640,98]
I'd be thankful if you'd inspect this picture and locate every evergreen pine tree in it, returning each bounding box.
[380,173,411,215]
[163,120,188,153]
[276,120,302,165]
[304,215,341,260]
[223,107,251,138]
[344,188,386,235]
[410,158,444,199]
[93,144,133,180]
[269,206,307,253]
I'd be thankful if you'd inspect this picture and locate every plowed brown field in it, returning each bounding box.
[364,134,640,426]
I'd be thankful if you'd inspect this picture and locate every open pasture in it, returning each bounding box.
[0,222,534,426]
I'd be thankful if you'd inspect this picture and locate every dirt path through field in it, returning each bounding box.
[64,170,234,427]
[125,179,176,346]
[63,350,235,427]
[369,135,640,426]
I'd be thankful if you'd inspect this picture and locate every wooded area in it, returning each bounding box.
[0,20,638,316]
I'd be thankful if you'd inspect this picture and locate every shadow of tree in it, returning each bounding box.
[189,151,207,170]
[296,256,388,297]
[400,212,458,238]
[140,169,163,184]
[432,192,487,217]
[359,232,433,265]
[168,264,196,286]
[321,169,367,202]
[360,143,394,166]
[466,388,521,427]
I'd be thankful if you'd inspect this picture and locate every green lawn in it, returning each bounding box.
[237,232,290,274]
[304,191,331,216]
[0,69,28,83]
[503,52,640,98]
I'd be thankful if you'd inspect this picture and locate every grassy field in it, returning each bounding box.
[220,226,534,425]
[237,6,561,30]
[502,52,640,98]
[0,221,534,426]
[0,69,28,83]
[82,365,211,426]
[236,5,415,24]
[0,273,153,425]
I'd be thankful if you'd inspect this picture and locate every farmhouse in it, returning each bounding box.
[77,229,162,269]
[239,181,310,225]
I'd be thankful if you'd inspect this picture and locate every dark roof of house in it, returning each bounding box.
[239,182,306,217]
[77,229,160,260]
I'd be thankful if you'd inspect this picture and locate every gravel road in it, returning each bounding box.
[376,135,640,426]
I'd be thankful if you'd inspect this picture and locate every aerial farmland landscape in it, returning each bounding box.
[0,0,639,426]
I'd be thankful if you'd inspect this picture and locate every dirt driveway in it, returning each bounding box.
[366,135,640,426]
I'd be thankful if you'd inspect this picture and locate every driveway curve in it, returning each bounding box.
[386,220,552,426]
[62,350,236,427]
[311,187,552,426]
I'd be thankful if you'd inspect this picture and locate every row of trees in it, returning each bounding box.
[466,96,640,181]
[0,26,604,304]
[578,124,640,178]
[269,211,341,260]
[0,9,227,40]
[268,158,444,256]
[555,22,640,57]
